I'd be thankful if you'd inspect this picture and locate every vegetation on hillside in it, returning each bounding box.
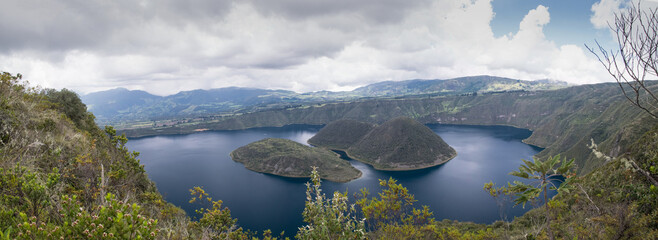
[230,138,361,182]
[307,119,376,150]
[298,168,500,240]
[0,72,287,239]
[345,117,456,170]
[0,72,181,239]
[123,82,658,177]
[84,76,567,127]
[3,65,658,239]
[485,155,576,240]
[309,117,456,170]
[0,71,503,239]
[496,130,658,239]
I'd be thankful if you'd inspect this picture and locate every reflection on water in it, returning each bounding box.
[127,124,541,236]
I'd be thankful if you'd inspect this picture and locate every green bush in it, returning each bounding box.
[296,168,365,240]
[42,88,89,129]
[15,193,158,239]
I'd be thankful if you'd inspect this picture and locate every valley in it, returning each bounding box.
[3,71,657,239]
[7,1,658,238]
[119,82,658,175]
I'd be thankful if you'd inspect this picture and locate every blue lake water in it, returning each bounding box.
[127,124,542,236]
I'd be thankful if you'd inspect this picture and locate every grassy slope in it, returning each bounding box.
[230,138,362,182]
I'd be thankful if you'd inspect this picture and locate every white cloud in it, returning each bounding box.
[591,0,658,30]
[0,0,612,96]
[591,0,624,29]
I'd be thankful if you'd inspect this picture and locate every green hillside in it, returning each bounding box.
[0,72,279,239]
[309,117,457,170]
[0,72,188,239]
[230,138,362,182]
[347,117,456,170]
[351,75,566,97]
[497,125,658,239]
[83,76,567,126]
[307,119,376,150]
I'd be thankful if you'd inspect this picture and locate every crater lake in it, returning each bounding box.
[127,124,542,236]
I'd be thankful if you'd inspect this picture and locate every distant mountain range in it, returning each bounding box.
[82,75,568,125]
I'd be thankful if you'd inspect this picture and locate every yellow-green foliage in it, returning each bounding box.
[187,186,249,240]
[296,168,366,240]
[0,72,185,239]
[15,193,158,239]
[501,127,658,239]
[296,169,501,239]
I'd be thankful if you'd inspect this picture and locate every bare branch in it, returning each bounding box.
[588,1,658,118]
[577,184,600,215]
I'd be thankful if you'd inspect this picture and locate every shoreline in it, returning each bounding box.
[320,146,458,171]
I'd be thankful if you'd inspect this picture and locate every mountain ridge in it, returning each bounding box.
[82,75,568,125]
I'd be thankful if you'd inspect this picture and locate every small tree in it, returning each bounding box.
[506,155,575,240]
[588,0,658,190]
[483,181,514,238]
[188,186,246,239]
[296,167,365,240]
[355,177,437,238]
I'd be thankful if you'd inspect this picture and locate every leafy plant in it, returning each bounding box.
[15,193,159,239]
[355,177,442,239]
[188,186,249,239]
[507,155,575,240]
[296,167,365,240]
[42,88,91,130]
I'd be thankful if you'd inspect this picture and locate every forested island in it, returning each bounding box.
[309,117,457,170]
[230,138,361,182]
[230,117,456,181]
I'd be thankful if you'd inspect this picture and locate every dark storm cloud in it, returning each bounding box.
[0,0,234,53]
[0,0,115,52]
[0,0,436,72]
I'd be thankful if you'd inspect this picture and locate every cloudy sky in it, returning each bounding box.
[1,0,656,96]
